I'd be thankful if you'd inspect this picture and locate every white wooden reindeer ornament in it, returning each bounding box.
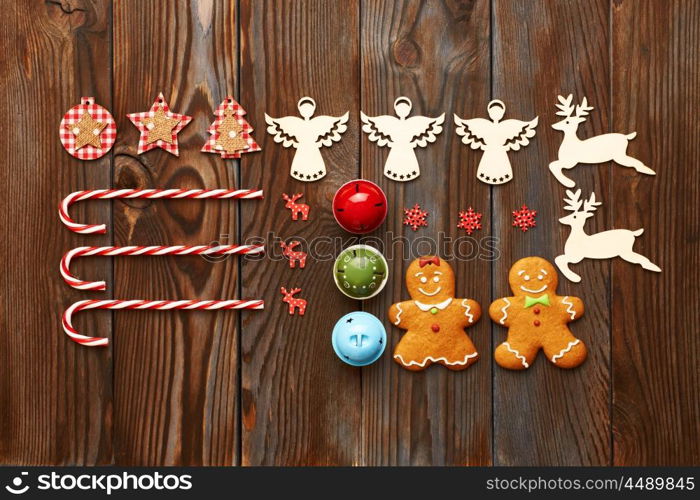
[454,100,538,185]
[549,95,656,188]
[360,97,444,181]
[555,189,661,283]
[265,97,349,182]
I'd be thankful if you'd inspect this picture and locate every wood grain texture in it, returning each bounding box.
[239,0,362,465]
[611,0,700,465]
[0,0,699,467]
[491,0,612,465]
[0,0,114,464]
[360,0,492,465]
[112,0,240,465]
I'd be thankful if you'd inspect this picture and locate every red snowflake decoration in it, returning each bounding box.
[403,204,428,231]
[512,204,537,232]
[457,207,483,235]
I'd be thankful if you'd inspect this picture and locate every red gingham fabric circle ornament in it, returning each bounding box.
[201,97,261,159]
[59,97,116,160]
[127,93,192,157]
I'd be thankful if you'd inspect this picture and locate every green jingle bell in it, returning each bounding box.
[333,244,389,300]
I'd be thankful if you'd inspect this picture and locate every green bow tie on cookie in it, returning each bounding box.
[524,294,550,308]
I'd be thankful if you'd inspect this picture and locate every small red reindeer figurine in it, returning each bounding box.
[280,240,307,268]
[281,287,307,316]
[282,193,310,221]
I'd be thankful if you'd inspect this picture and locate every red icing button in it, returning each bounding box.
[533,320,541,326]
[533,307,541,314]
[431,323,440,332]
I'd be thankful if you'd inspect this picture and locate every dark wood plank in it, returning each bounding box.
[239,0,362,465]
[0,0,113,464]
[611,0,700,465]
[360,0,492,465]
[112,0,240,465]
[492,0,612,465]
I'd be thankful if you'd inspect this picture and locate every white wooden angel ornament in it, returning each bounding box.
[549,95,656,188]
[265,97,349,181]
[555,189,661,283]
[454,100,538,185]
[361,97,444,181]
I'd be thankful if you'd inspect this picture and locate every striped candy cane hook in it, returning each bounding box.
[61,244,265,291]
[63,299,265,347]
[59,188,264,235]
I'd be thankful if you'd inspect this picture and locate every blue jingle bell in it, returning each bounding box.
[332,312,387,366]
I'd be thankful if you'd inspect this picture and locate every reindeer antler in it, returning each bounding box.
[555,94,575,117]
[280,286,288,295]
[583,192,602,213]
[563,189,583,212]
[291,193,303,201]
[575,97,594,118]
[289,287,301,295]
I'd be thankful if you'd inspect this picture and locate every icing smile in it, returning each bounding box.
[418,286,442,296]
[520,284,548,293]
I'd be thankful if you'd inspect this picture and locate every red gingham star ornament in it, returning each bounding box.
[127,93,192,156]
[457,207,483,235]
[512,204,537,232]
[201,97,261,159]
[403,203,428,231]
[59,97,116,160]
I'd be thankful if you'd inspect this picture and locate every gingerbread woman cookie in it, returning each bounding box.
[489,256,586,370]
[389,256,481,371]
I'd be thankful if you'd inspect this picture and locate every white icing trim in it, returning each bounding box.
[562,296,576,320]
[418,286,442,296]
[394,351,478,368]
[503,341,529,368]
[499,298,510,324]
[394,304,403,325]
[415,297,452,311]
[461,299,474,323]
[551,339,580,363]
[520,284,548,293]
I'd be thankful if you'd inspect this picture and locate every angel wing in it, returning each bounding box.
[311,112,349,147]
[360,113,398,147]
[500,117,538,151]
[407,114,445,148]
[265,114,304,148]
[453,115,493,151]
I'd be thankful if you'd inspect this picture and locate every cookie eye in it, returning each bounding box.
[420,276,428,283]
[523,275,530,281]
[432,276,440,283]
[537,275,543,280]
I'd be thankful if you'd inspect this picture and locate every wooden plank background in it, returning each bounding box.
[0,0,697,466]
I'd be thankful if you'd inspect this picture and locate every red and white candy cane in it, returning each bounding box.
[61,244,264,291]
[63,299,264,347]
[60,188,264,235]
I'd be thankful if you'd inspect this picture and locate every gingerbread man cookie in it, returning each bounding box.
[489,256,586,370]
[389,256,481,371]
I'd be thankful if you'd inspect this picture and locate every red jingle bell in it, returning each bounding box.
[332,180,388,234]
